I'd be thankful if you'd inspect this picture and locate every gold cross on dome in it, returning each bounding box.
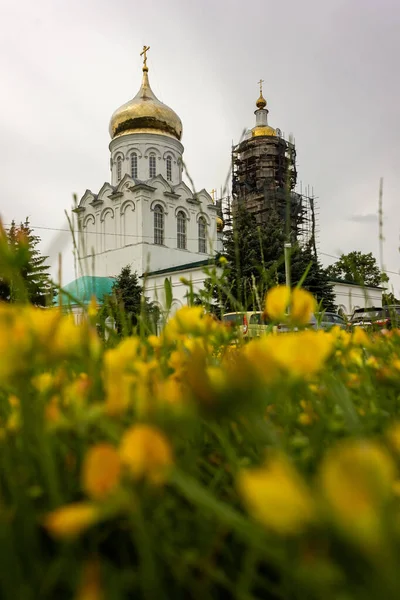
[258,78,264,95]
[210,189,216,202]
[140,45,150,68]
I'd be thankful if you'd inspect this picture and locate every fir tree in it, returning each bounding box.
[221,204,286,311]
[197,204,336,314]
[100,265,158,335]
[291,243,336,311]
[0,219,53,305]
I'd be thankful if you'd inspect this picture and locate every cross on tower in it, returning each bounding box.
[140,45,150,69]
[258,78,264,95]
[210,189,216,202]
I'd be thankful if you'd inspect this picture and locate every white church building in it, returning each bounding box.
[68,47,223,315]
[62,47,382,320]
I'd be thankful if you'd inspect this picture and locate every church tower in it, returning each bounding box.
[75,47,219,287]
[231,81,316,244]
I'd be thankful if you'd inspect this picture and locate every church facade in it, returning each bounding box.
[72,47,223,313]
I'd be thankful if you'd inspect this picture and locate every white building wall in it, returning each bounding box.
[331,281,382,316]
[76,174,218,280]
[144,265,222,315]
[109,132,184,186]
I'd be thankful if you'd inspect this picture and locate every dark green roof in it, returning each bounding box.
[54,276,115,306]
[142,259,213,277]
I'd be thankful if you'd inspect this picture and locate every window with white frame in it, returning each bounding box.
[149,153,156,178]
[166,156,172,181]
[198,217,207,253]
[154,204,164,245]
[177,211,186,249]
[117,156,122,181]
[131,153,137,178]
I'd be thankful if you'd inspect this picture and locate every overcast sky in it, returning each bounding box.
[1,0,399,291]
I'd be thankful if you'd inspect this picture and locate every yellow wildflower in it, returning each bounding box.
[271,330,333,378]
[87,296,98,319]
[237,453,315,535]
[104,374,135,416]
[264,286,290,322]
[119,424,173,485]
[148,334,162,349]
[44,502,98,539]
[82,444,121,500]
[290,288,316,326]
[32,372,54,394]
[352,327,371,347]
[319,440,396,547]
[298,400,317,425]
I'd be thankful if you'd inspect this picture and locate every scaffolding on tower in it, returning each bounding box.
[231,130,318,254]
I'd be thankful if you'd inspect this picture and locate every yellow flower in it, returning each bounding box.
[44,502,98,539]
[148,334,161,349]
[82,444,121,500]
[319,440,396,547]
[352,327,371,347]
[290,288,316,326]
[105,374,135,416]
[32,372,54,393]
[87,296,98,319]
[271,330,333,378]
[264,286,290,321]
[119,424,173,485]
[237,453,315,535]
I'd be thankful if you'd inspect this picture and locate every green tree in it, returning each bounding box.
[291,244,336,311]
[326,251,383,287]
[100,265,158,335]
[221,204,286,311]
[0,218,53,305]
[197,204,335,314]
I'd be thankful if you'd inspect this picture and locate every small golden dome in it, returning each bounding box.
[109,67,182,141]
[251,125,276,137]
[256,93,267,109]
[216,216,224,232]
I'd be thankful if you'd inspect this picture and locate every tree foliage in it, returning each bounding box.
[326,251,383,287]
[0,218,53,306]
[196,204,335,314]
[99,265,158,336]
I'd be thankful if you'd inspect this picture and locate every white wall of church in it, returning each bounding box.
[109,132,184,187]
[76,175,218,279]
[330,281,382,316]
[144,265,222,316]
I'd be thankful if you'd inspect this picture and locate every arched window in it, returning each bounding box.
[116,156,122,182]
[154,204,164,245]
[131,152,137,178]
[198,217,207,253]
[149,153,156,178]
[177,211,186,249]
[166,156,172,181]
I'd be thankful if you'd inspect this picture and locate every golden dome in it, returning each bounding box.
[109,67,182,140]
[256,93,267,109]
[252,125,276,137]
[216,216,224,232]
